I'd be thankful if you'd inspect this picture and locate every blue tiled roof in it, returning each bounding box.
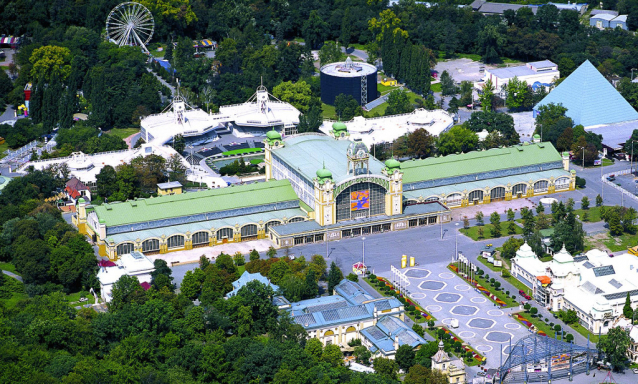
[226,271,279,297]
[360,315,427,355]
[534,60,638,127]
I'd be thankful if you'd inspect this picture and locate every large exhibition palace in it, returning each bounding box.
[76,123,576,260]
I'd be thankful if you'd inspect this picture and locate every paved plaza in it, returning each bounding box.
[378,265,530,370]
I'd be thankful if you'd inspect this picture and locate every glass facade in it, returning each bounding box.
[167,235,184,249]
[335,182,386,222]
[272,154,315,209]
[534,180,549,193]
[555,177,570,190]
[491,187,505,201]
[142,239,159,253]
[117,242,134,255]
[192,231,209,245]
[217,227,233,239]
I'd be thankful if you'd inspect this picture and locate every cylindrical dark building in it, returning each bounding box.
[320,58,378,106]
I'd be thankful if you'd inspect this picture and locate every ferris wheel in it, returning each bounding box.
[106,2,154,53]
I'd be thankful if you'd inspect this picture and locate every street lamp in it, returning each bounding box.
[577,146,585,171]
[454,222,460,261]
[362,237,366,267]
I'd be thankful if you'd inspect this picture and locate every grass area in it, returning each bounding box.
[364,277,433,323]
[603,231,638,253]
[293,37,305,43]
[0,262,18,274]
[367,89,424,116]
[430,82,441,93]
[222,148,263,156]
[377,83,399,94]
[250,158,264,165]
[460,222,523,241]
[104,127,140,140]
[513,312,558,338]
[475,257,532,296]
[347,43,366,50]
[322,103,337,119]
[455,53,482,61]
[449,263,519,308]
[238,265,245,275]
[66,291,96,305]
[572,206,603,223]
[0,141,8,158]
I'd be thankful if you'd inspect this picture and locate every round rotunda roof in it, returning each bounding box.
[347,140,369,159]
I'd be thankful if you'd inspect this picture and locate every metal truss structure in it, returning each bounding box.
[498,334,598,383]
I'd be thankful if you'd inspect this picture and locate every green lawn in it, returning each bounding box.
[603,232,638,252]
[449,263,519,308]
[513,313,558,338]
[377,83,399,94]
[249,158,264,165]
[460,222,523,241]
[238,265,246,275]
[66,291,96,305]
[430,83,442,93]
[0,262,18,275]
[572,206,603,223]
[105,128,140,140]
[456,53,482,61]
[322,103,337,119]
[222,148,264,156]
[0,141,8,159]
[475,257,532,295]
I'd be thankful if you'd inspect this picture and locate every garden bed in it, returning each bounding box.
[448,263,518,308]
[460,222,522,241]
[365,276,435,322]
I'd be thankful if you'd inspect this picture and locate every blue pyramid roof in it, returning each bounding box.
[534,60,638,127]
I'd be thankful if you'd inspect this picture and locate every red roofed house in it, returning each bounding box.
[65,177,91,203]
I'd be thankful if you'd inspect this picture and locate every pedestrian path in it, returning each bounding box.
[1,270,22,282]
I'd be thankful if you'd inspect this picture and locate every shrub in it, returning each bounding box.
[576,176,586,188]
[565,333,574,342]
[554,324,561,332]
[506,291,510,295]
[550,322,554,328]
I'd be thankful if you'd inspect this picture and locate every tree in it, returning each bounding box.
[440,70,457,97]
[29,46,72,82]
[322,344,343,367]
[172,134,185,153]
[374,357,399,380]
[346,273,358,282]
[479,78,495,112]
[303,10,329,49]
[272,81,313,113]
[475,211,484,226]
[581,196,590,210]
[305,269,318,299]
[508,220,517,235]
[340,8,352,48]
[249,249,260,261]
[151,259,174,291]
[354,345,372,365]
[318,41,344,66]
[163,41,173,64]
[393,128,435,159]
[233,252,245,267]
[624,292,634,320]
[530,307,538,317]
[599,326,632,372]
[477,24,505,64]
[490,211,501,238]
[463,216,470,229]
[437,126,479,155]
[596,194,603,207]
[505,77,531,111]
[333,93,362,120]
[524,303,531,312]
[477,227,485,239]
[396,344,416,372]
[412,324,425,337]
[109,275,146,311]
[180,269,204,300]
[267,246,277,259]
[385,89,414,116]
[501,237,524,260]
[327,262,343,294]
[305,338,323,361]
[507,208,515,221]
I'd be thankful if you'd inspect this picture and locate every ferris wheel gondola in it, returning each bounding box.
[106,2,154,54]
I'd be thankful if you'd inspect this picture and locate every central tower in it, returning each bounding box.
[347,139,370,176]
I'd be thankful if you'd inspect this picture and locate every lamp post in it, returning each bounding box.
[362,236,366,268]
[455,222,460,261]
[577,146,585,171]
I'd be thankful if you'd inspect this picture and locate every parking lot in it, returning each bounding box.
[434,58,486,84]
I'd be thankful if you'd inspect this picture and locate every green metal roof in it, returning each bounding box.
[94,179,299,227]
[105,208,308,244]
[400,143,562,184]
[402,169,570,200]
[273,134,385,184]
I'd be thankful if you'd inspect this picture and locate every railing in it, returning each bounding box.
[602,169,638,202]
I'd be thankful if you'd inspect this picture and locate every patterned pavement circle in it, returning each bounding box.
[404,268,431,278]
[418,280,446,291]
[467,318,496,329]
[454,284,470,291]
[504,323,521,330]
[475,345,493,353]
[451,305,479,316]
[434,293,462,303]
[470,297,487,304]
[485,331,514,343]
[425,305,442,312]
[411,292,426,299]
[458,331,476,339]
[438,272,455,279]
[487,310,504,316]
[441,318,454,325]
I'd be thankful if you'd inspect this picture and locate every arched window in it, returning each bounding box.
[192,231,209,246]
[491,187,505,201]
[167,235,185,249]
[289,217,305,223]
[534,180,549,193]
[116,242,134,255]
[468,190,484,203]
[425,196,439,202]
[217,227,234,240]
[446,193,462,206]
[241,224,258,238]
[265,220,282,233]
[512,183,527,196]
[142,239,159,253]
[555,177,570,190]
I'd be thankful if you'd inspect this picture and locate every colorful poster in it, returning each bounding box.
[350,190,370,211]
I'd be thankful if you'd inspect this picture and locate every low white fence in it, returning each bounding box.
[602,169,638,203]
